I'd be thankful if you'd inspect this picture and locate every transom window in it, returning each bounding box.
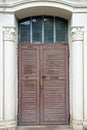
[18,16,68,44]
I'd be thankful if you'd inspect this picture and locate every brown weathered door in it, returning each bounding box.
[40,44,69,124]
[18,45,40,125]
[18,44,69,125]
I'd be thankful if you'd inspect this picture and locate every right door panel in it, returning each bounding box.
[40,44,69,125]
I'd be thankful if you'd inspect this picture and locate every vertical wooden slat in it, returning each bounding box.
[39,45,44,124]
[65,45,69,124]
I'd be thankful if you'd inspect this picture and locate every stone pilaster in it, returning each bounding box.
[70,26,84,130]
[2,26,16,130]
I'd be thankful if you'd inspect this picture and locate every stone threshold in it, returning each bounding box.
[17,125,72,130]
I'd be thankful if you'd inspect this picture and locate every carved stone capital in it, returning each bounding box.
[71,26,84,42]
[3,27,16,42]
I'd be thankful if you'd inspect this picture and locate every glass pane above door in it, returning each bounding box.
[19,19,30,44]
[55,17,68,43]
[44,16,53,43]
[18,16,68,44]
[32,16,42,43]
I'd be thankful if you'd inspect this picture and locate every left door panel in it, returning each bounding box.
[18,44,40,125]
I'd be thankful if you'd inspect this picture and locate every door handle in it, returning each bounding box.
[40,80,43,89]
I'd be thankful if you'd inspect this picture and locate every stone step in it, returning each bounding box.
[17,125,72,130]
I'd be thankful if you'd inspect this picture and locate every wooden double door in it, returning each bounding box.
[18,44,69,125]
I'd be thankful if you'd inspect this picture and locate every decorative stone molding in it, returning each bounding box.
[0,120,16,130]
[71,26,84,42]
[3,27,16,42]
[72,125,84,130]
[83,120,87,129]
[72,119,84,130]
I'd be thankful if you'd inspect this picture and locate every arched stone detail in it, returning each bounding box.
[14,1,72,20]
